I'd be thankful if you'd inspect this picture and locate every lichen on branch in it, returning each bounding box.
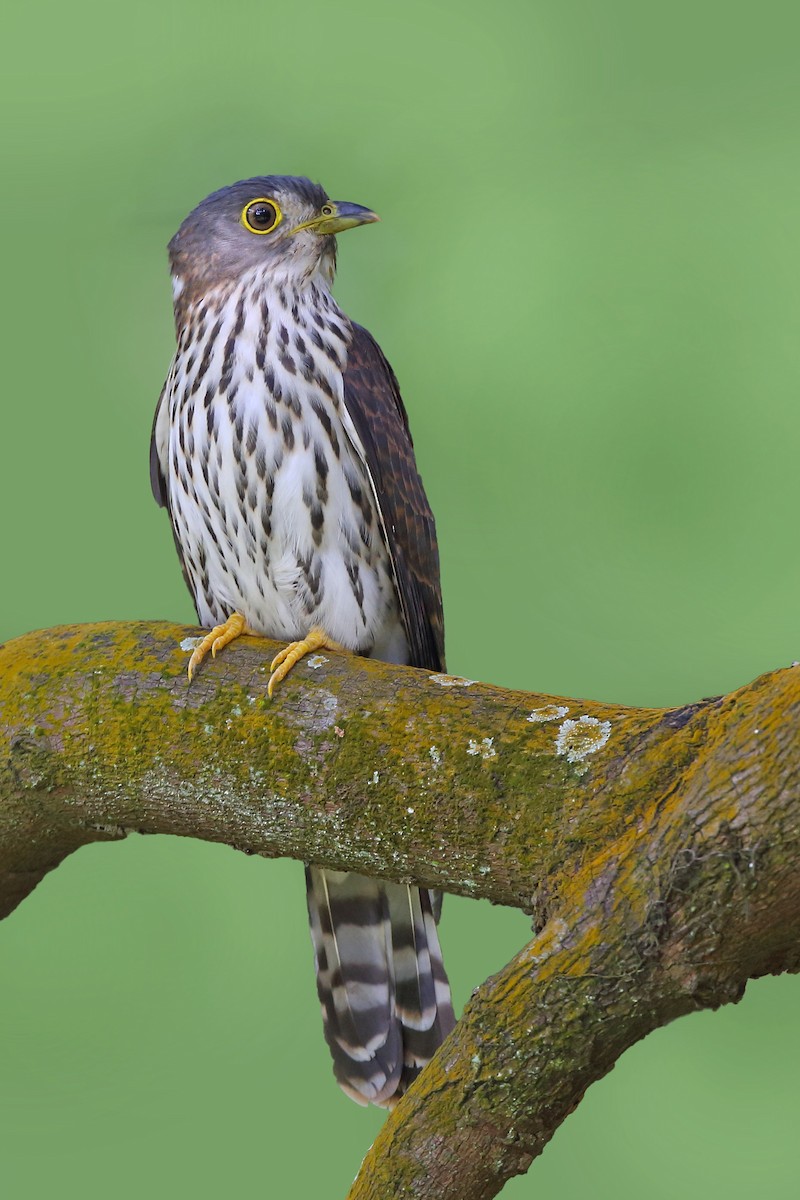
[2,621,799,1200]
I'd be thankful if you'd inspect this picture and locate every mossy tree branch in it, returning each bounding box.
[2,621,799,1199]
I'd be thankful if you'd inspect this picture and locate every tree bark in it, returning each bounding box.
[2,621,799,1198]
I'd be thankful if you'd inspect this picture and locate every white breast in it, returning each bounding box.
[165,270,408,664]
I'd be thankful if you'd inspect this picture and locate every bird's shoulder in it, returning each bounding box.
[342,322,414,441]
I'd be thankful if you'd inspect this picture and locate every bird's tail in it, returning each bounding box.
[305,866,455,1107]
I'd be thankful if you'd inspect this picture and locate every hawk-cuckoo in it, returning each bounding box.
[150,175,455,1106]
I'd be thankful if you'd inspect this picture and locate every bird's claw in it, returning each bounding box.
[187,612,247,681]
[267,627,341,697]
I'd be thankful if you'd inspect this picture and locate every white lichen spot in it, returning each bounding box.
[89,823,127,838]
[300,689,339,733]
[429,745,442,766]
[555,715,612,763]
[367,771,380,786]
[307,654,329,670]
[230,705,242,718]
[527,704,569,724]
[180,636,204,652]
[203,724,214,735]
[467,737,496,760]
[430,674,476,687]
[407,806,415,814]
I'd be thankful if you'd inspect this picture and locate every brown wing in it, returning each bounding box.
[342,323,445,672]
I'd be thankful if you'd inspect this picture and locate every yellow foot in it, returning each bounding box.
[268,627,342,698]
[187,612,247,681]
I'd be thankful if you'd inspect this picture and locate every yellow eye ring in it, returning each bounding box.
[241,198,282,235]
[320,204,334,217]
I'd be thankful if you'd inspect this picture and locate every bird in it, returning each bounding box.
[150,175,455,1106]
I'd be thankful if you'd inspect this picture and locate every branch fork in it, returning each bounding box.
[2,621,798,1198]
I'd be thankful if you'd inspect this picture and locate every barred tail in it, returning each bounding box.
[305,866,455,1107]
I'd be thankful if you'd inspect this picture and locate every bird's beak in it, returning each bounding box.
[291,202,380,236]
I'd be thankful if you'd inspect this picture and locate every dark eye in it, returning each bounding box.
[321,204,334,216]
[242,198,281,234]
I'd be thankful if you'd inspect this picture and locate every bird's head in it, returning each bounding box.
[168,175,378,308]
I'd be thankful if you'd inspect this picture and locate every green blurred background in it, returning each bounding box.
[2,0,799,1195]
